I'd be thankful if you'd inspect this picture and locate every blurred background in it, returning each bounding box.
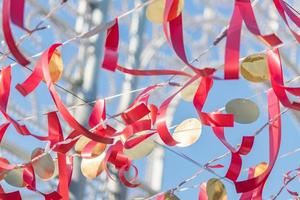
[0,0,300,199]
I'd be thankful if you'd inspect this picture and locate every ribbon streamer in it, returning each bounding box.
[224,0,282,79]
[2,0,30,66]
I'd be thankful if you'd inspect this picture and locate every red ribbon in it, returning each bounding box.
[121,103,150,124]
[16,43,114,144]
[283,168,300,197]
[102,16,193,77]
[89,99,106,128]
[104,141,139,187]
[0,66,52,141]
[273,0,300,43]
[224,0,282,79]
[2,0,30,66]
[267,48,300,110]
[156,74,200,146]
[102,19,119,71]
[0,185,22,200]
[193,77,234,127]
[234,89,281,195]
[198,182,208,200]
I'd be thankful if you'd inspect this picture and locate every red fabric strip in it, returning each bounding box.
[198,182,208,200]
[48,112,63,148]
[273,0,300,42]
[89,99,106,128]
[234,89,281,193]
[0,185,22,200]
[2,0,30,66]
[0,66,11,113]
[0,123,10,143]
[224,0,282,79]
[28,43,114,144]
[57,154,69,200]
[121,103,150,124]
[10,0,26,29]
[193,77,234,127]
[124,132,155,149]
[156,74,200,146]
[267,48,300,110]
[224,2,242,79]
[102,19,119,71]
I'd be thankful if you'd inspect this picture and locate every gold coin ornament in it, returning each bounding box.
[0,158,9,181]
[75,136,106,157]
[81,152,106,180]
[180,80,200,102]
[124,133,156,160]
[4,168,26,188]
[225,98,259,124]
[163,192,181,200]
[173,118,202,147]
[49,49,64,83]
[254,162,268,177]
[146,0,184,23]
[31,148,55,181]
[241,53,269,83]
[206,178,227,200]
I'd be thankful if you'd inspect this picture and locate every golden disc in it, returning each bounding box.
[49,49,64,83]
[75,136,106,156]
[4,168,26,188]
[225,98,259,124]
[124,133,156,160]
[206,178,227,200]
[180,80,200,102]
[81,152,105,180]
[241,53,269,83]
[0,158,9,181]
[31,148,55,181]
[146,0,184,23]
[163,192,181,200]
[173,118,202,147]
[254,162,268,177]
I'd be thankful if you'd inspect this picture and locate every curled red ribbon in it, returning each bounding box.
[102,19,119,71]
[224,0,282,79]
[2,0,30,66]
[234,89,281,194]
[267,48,300,110]
[16,43,114,144]
[273,0,300,43]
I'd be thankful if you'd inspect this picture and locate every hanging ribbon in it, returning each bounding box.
[16,43,114,144]
[234,89,281,196]
[0,65,53,141]
[2,0,30,66]
[102,16,193,77]
[104,141,139,187]
[224,0,282,79]
[121,103,150,125]
[193,77,234,127]
[192,76,255,181]
[273,0,300,43]
[0,185,22,200]
[102,18,119,71]
[166,14,217,75]
[267,48,300,110]
[198,183,208,200]
[283,168,299,197]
